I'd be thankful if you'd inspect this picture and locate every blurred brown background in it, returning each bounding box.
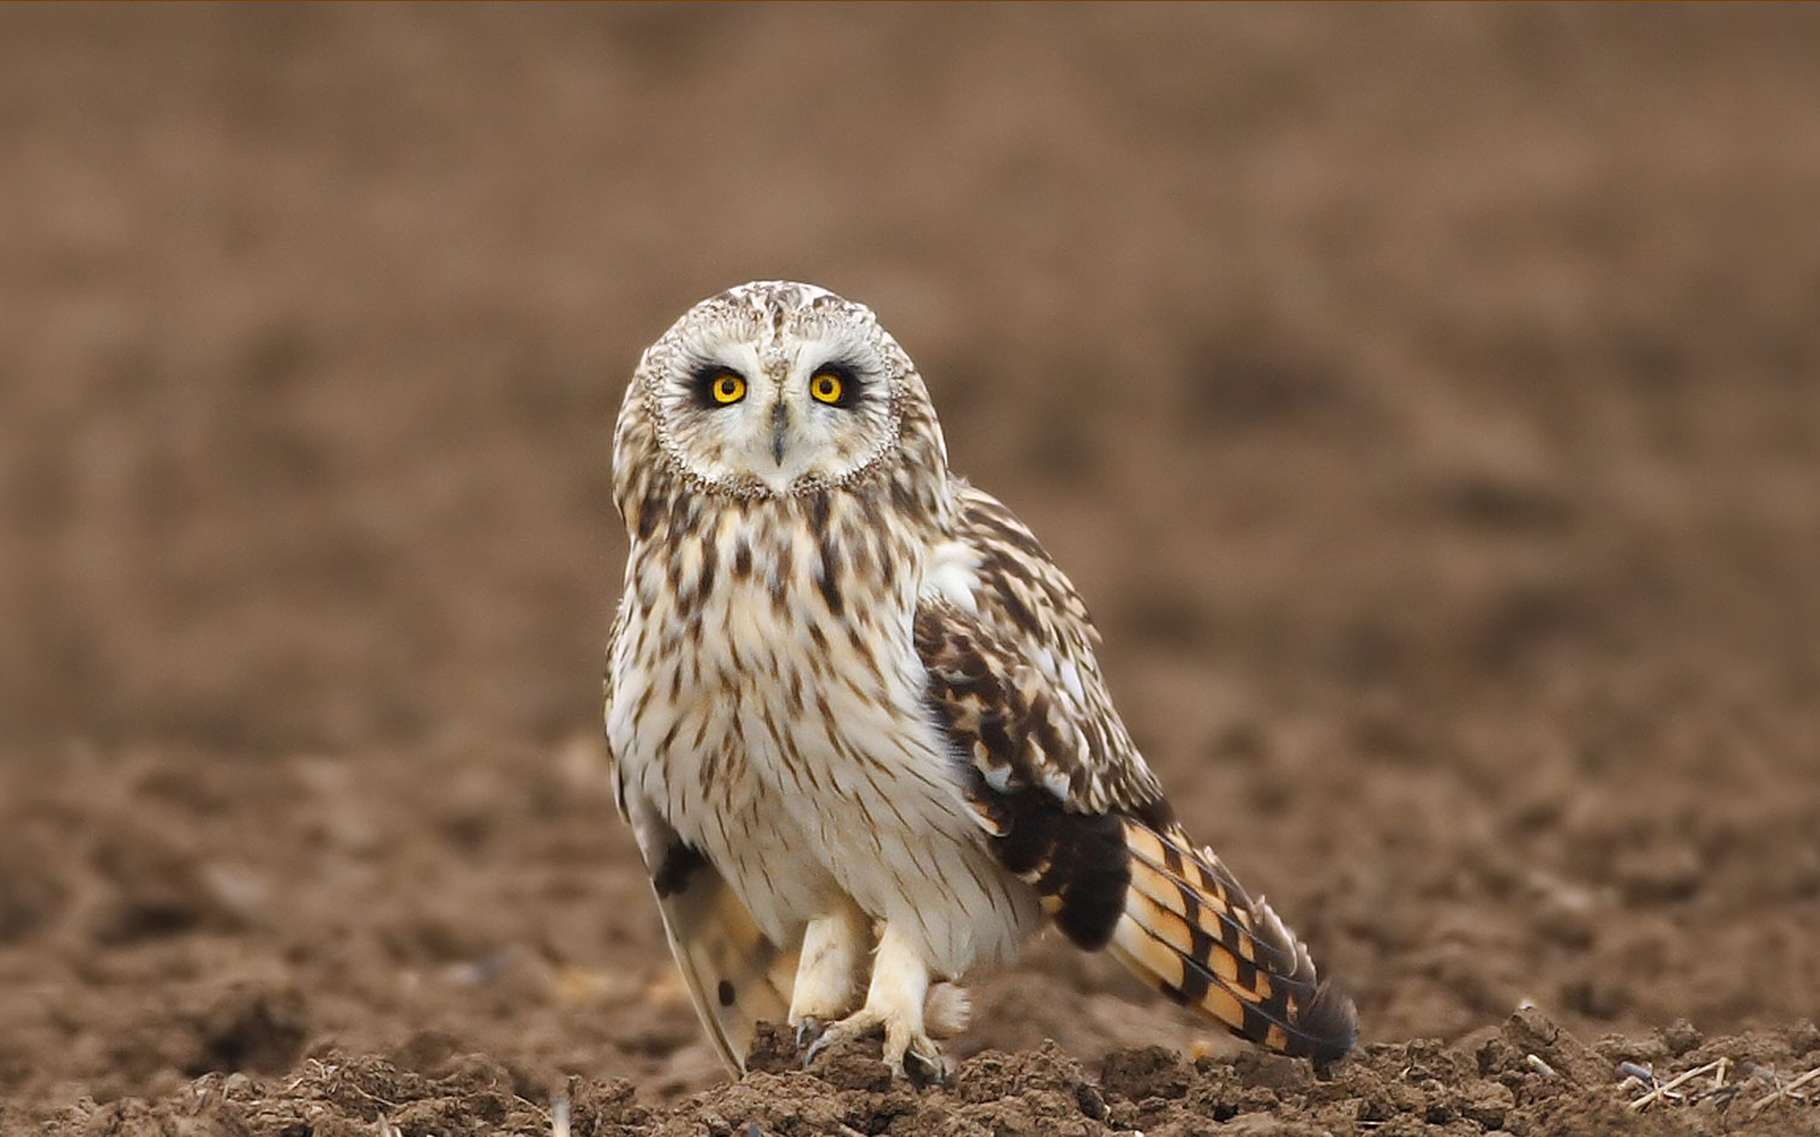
[2,3,1817,1123]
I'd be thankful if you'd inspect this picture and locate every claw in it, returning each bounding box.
[801,1009,882,1069]
[902,1045,949,1087]
[794,1016,824,1051]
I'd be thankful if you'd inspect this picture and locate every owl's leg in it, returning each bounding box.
[788,902,869,1046]
[803,921,946,1083]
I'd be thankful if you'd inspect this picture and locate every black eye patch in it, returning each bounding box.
[688,362,746,408]
[809,361,865,404]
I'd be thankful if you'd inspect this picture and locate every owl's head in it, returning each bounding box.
[620,282,946,500]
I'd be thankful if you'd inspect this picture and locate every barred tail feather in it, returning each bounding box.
[1112,818,1357,1063]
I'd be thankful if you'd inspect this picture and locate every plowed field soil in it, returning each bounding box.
[4,7,1817,1136]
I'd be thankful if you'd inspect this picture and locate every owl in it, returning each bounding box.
[604,281,1356,1081]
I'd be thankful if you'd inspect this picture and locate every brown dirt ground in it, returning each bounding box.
[3,6,1818,1136]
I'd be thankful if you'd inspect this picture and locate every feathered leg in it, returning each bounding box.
[788,901,869,1045]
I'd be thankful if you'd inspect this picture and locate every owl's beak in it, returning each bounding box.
[769,402,789,466]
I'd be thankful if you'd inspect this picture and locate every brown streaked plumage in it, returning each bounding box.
[604,281,1355,1080]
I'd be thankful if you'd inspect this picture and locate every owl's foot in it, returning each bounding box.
[801,1006,882,1068]
[797,986,967,1050]
[802,920,947,1084]
[800,1006,947,1084]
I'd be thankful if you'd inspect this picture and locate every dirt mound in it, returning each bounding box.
[39,1012,1820,1137]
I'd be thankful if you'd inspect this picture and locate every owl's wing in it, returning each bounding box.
[916,485,1357,1063]
[619,789,798,1074]
[605,606,796,1074]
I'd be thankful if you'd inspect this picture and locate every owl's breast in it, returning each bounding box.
[608,517,1040,969]
[607,516,943,821]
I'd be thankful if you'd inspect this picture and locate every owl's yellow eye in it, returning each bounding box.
[710,373,746,405]
[810,372,845,405]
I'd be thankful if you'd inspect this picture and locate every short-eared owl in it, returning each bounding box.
[605,281,1355,1080]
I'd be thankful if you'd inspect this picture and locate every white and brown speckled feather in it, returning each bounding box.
[928,486,1165,814]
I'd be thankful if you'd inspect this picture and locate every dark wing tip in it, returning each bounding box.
[1295,979,1360,1065]
[1244,888,1358,1064]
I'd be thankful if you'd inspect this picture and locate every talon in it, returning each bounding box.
[802,1030,836,1068]
[883,1026,948,1086]
[801,1020,848,1068]
[903,1045,948,1087]
[801,1009,882,1069]
[802,1031,831,1069]
[794,1016,824,1051]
